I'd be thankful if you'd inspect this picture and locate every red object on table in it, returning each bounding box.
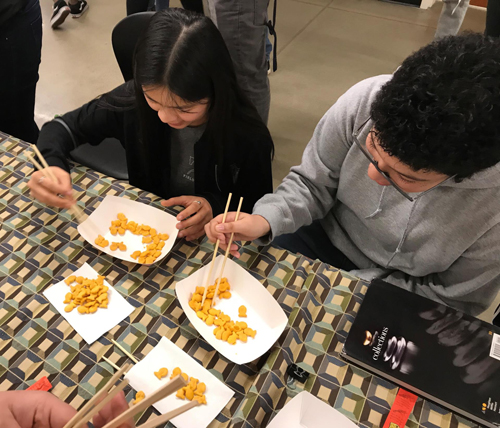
[383,388,418,428]
[27,376,52,392]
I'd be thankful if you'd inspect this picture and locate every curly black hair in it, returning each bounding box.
[371,33,500,181]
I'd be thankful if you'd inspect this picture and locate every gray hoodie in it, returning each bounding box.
[254,75,500,316]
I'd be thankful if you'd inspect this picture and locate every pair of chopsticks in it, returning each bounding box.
[201,193,244,308]
[64,362,198,428]
[27,145,87,224]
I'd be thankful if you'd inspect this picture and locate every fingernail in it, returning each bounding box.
[216,225,224,232]
[177,216,183,221]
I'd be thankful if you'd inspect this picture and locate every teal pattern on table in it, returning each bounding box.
[0,133,479,428]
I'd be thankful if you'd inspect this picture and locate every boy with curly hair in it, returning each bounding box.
[206,33,500,317]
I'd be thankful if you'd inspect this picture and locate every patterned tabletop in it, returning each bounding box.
[0,133,478,428]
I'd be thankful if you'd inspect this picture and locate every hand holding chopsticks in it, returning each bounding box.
[64,361,197,428]
[26,145,86,223]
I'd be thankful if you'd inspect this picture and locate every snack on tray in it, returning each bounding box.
[133,390,145,404]
[168,367,207,405]
[238,305,247,318]
[188,279,257,345]
[110,242,127,251]
[63,274,109,314]
[95,213,171,264]
[94,235,109,248]
[154,367,169,380]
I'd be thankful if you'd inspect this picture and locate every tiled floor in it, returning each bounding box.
[36,0,497,321]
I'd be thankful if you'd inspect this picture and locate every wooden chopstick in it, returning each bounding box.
[136,401,200,428]
[201,193,233,306]
[27,151,86,223]
[72,378,130,428]
[211,197,243,307]
[101,375,188,428]
[63,363,131,428]
[102,356,120,371]
[111,339,139,364]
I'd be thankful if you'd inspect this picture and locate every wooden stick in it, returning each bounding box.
[102,356,120,371]
[111,339,139,364]
[211,197,243,307]
[27,152,86,223]
[201,193,232,307]
[136,401,200,428]
[101,375,188,428]
[63,363,131,428]
[72,378,130,428]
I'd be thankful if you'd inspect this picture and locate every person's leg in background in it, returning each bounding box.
[0,0,42,143]
[207,0,271,124]
[434,0,470,39]
[486,0,500,37]
[51,0,88,29]
[155,0,204,13]
[127,0,151,15]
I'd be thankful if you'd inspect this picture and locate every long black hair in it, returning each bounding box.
[132,8,272,165]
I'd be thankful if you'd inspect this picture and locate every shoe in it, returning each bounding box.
[70,0,88,18]
[51,0,70,29]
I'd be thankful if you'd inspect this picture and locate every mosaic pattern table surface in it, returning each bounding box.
[0,133,478,428]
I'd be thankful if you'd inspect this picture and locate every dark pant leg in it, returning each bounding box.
[273,221,358,271]
[126,0,151,15]
[0,0,42,143]
[486,0,500,37]
[180,0,204,13]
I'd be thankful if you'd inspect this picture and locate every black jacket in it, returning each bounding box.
[37,83,274,215]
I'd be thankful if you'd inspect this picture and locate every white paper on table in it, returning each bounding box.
[176,255,288,365]
[77,195,179,265]
[43,263,134,344]
[125,337,234,428]
[268,391,358,428]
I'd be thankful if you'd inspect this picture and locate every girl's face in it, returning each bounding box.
[143,86,209,129]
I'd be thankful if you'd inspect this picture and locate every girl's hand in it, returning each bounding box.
[204,212,271,257]
[162,196,213,241]
[27,166,75,209]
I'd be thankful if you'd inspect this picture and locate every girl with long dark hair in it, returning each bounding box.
[28,9,274,241]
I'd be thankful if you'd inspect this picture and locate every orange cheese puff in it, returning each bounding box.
[150,228,157,237]
[238,305,247,318]
[131,250,141,260]
[145,256,155,264]
[110,242,119,251]
[176,388,186,400]
[118,227,125,235]
[109,226,118,236]
[193,395,207,405]
[118,242,127,251]
[133,391,145,404]
[65,275,76,285]
[171,367,181,379]
[195,382,206,395]
[185,388,194,401]
[142,236,152,244]
[244,328,256,338]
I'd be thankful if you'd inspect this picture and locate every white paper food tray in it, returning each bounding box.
[176,255,288,365]
[78,195,179,264]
